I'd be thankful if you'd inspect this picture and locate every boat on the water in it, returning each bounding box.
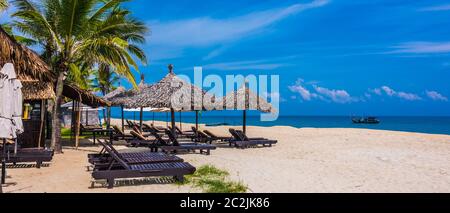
[352,117,380,124]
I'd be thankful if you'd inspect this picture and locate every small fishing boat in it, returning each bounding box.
[352,117,380,124]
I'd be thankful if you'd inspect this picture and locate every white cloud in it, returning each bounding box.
[313,85,356,103]
[369,88,382,95]
[288,78,358,104]
[381,86,396,96]
[146,0,329,60]
[203,60,289,71]
[288,79,316,101]
[203,46,229,60]
[397,92,422,101]
[373,86,422,101]
[148,0,329,47]
[388,42,450,54]
[419,4,450,12]
[426,91,448,101]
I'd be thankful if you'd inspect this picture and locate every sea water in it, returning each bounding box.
[107,110,450,135]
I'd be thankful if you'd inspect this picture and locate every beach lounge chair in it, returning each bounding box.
[168,126,196,140]
[0,147,54,168]
[229,129,277,149]
[190,127,214,143]
[126,130,158,150]
[203,130,233,142]
[150,124,167,132]
[90,140,196,188]
[112,125,135,140]
[126,120,136,129]
[80,124,103,135]
[149,130,216,155]
[88,140,183,169]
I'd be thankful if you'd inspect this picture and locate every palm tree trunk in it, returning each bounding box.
[51,71,65,154]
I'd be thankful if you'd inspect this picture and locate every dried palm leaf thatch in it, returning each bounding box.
[223,85,275,113]
[0,26,54,82]
[63,84,111,108]
[124,66,216,111]
[22,80,55,100]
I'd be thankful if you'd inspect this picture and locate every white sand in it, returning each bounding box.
[3,119,450,193]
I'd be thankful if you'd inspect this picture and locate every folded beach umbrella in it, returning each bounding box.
[5,63,24,136]
[0,63,17,139]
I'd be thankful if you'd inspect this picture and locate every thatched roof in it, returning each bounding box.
[123,65,216,111]
[22,80,56,100]
[106,76,150,107]
[63,84,111,108]
[223,84,275,113]
[104,86,126,100]
[0,26,54,82]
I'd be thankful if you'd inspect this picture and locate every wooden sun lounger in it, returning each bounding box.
[168,126,196,140]
[80,124,104,135]
[112,125,135,141]
[229,129,278,149]
[126,130,159,151]
[88,140,183,169]
[162,130,216,155]
[91,141,196,189]
[203,130,233,142]
[126,120,137,129]
[0,148,54,168]
[190,127,211,143]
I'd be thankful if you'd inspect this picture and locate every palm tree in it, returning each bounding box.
[12,0,148,153]
[0,0,8,12]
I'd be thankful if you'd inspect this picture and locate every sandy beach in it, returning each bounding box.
[3,119,450,193]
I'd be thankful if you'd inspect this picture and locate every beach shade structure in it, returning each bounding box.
[223,83,275,134]
[0,63,24,184]
[125,64,216,136]
[104,86,127,131]
[104,75,150,131]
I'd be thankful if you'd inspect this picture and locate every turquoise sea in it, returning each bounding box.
[107,110,450,135]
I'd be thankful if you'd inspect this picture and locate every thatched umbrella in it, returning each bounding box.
[103,86,126,131]
[126,65,215,135]
[223,83,275,134]
[105,75,152,131]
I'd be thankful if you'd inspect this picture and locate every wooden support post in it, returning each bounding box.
[195,111,199,130]
[179,111,182,131]
[121,106,125,133]
[139,107,143,132]
[243,110,247,135]
[170,108,176,136]
[75,97,82,149]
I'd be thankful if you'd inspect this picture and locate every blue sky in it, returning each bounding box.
[2,0,450,116]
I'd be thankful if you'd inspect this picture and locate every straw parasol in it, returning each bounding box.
[104,75,152,131]
[126,65,216,135]
[223,83,275,134]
